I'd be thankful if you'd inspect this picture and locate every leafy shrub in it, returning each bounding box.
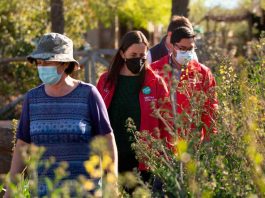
[129,34,264,197]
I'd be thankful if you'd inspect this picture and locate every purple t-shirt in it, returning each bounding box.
[17,81,112,196]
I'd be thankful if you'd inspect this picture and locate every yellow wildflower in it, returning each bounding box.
[106,173,117,183]
[90,155,100,166]
[83,180,95,191]
[84,155,100,174]
[248,95,258,105]
[90,169,102,178]
[173,139,188,158]
[84,161,95,174]
[102,154,112,170]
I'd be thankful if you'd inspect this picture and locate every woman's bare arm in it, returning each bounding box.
[103,132,118,177]
[4,139,29,198]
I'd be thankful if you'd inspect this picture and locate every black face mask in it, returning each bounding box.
[125,58,146,74]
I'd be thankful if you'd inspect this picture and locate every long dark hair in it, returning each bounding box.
[105,30,149,88]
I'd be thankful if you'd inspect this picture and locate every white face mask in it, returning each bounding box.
[37,66,62,85]
[175,50,195,65]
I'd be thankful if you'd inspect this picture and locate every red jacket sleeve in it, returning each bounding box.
[96,73,106,95]
[155,76,174,144]
[201,68,218,141]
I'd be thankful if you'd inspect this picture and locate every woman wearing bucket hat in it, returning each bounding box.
[4,33,118,197]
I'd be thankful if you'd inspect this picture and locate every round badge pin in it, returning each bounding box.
[142,86,151,95]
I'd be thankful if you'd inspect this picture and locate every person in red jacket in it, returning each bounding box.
[147,15,198,64]
[151,26,218,142]
[97,31,170,175]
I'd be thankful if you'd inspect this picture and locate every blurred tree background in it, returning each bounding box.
[0,0,264,119]
[0,1,264,197]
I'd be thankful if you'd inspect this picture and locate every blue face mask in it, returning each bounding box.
[37,66,62,85]
[175,50,195,65]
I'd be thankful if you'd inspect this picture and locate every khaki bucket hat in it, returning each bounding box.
[27,32,79,66]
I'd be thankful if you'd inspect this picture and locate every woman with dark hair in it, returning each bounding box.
[4,33,118,197]
[97,31,169,175]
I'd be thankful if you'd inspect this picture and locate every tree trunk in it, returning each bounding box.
[98,21,115,48]
[171,0,190,18]
[50,0,64,34]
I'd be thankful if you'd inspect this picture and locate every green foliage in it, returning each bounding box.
[0,0,48,55]
[128,35,265,197]
[86,0,171,29]
[64,0,97,47]
[189,0,208,24]
[0,0,172,119]
[0,183,3,194]
[1,2,265,196]
[119,0,171,28]
[0,0,48,111]
[0,0,94,117]
[189,0,262,52]
[86,0,125,27]
[3,130,150,197]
